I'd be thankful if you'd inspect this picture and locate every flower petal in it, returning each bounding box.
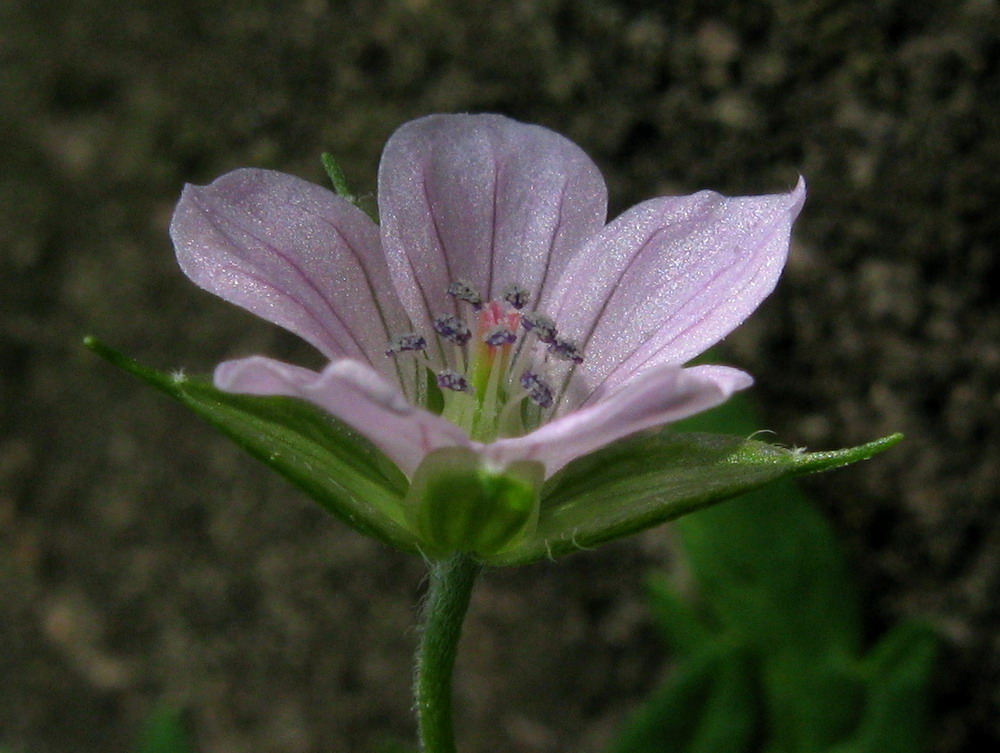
[172,168,411,381]
[378,114,607,364]
[548,179,805,411]
[215,356,475,477]
[486,364,752,477]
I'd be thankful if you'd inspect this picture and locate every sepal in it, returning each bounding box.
[406,447,543,558]
[84,337,418,553]
[486,431,902,566]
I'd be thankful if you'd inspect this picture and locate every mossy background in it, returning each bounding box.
[1,0,997,751]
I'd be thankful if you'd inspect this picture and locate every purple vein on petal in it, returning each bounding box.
[190,196,370,361]
[533,179,570,309]
[585,216,788,403]
[419,167,459,365]
[548,222,680,414]
[305,211,407,385]
[486,157,500,299]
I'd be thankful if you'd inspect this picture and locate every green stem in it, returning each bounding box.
[414,553,480,753]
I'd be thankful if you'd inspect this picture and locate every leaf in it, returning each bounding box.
[85,338,418,553]
[830,621,939,753]
[761,650,865,752]
[645,574,718,657]
[672,392,866,656]
[675,478,864,658]
[136,707,195,753]
[609,644,756,753]
[488,430,902,566]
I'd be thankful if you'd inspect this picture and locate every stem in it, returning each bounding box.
[414,553,480,753]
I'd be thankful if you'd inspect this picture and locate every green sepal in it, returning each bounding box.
[486,431,902,566]
[321,152,378,223]
[84,337,418,553]
[406,447,544,558]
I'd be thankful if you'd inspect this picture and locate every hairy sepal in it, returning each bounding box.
[85,337,417,553]
[485,431,902,566]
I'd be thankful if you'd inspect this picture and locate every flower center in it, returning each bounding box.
[386,279,584,442]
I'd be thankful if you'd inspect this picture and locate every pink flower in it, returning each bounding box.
[171,114,804,480]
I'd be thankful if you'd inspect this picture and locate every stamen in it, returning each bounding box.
[447,280,483,309]
[521,312,557,344]
[483,326,517,347]
[433,313,472,346]
[385,333,427,356]
[520,371,554,408]
[501,284,530,310]
[437,370,473,393]
[549,337,584,364]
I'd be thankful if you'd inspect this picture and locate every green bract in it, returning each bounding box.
[86,338,902,566]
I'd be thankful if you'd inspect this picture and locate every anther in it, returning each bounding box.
[502,284,530,310]
[437,370,473,393]
[385,333,427,356]
[447,280,483,309]
[433,314,472,346]
[520,372,554,408]
[521,312,558,344]
[549,337,584,364]
[483,326,517,347]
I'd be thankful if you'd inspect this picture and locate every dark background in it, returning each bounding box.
[2,1,998,751]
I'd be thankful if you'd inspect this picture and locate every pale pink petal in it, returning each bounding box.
[215,356,475,477]
[378,114,607,363]
[172,169,411,382]
[486,364,752,477]
[547,179,805,412]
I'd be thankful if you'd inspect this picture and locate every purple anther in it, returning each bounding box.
[549,337,584,364]
[437,370,473,393]
[501,283,531,310]
[483,326,517,347]
[520,371,554,408]
[385,333,427,356]
[521,312,557,344]
[433,313,472,346]
[446,280,483,309]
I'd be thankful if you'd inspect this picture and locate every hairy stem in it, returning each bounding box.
[414,553,480,753]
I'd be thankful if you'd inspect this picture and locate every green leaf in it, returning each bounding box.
[609,644,756,753]
[85,337,418,553]
[830,621,939,753]
[761,650,865,752]
[685,656,757,753]
[488,431,902,566]
[136,707,195,753]
[645,574,718,657]
[672,393,866,656]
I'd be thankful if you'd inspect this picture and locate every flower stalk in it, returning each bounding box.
[414,553,480,753]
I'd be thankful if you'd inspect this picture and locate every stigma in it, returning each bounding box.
[386,280,583,441]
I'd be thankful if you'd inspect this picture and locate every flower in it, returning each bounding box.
[171,114,805,482]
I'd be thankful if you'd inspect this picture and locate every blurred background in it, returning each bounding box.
[1,0,997,751]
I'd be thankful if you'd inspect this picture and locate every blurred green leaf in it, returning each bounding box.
[136,707,195,753]
[645,574,717,657]
[672,395,867,657]
[829,621,938,753]
[610,644,757,753]
[608,386,933,753]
